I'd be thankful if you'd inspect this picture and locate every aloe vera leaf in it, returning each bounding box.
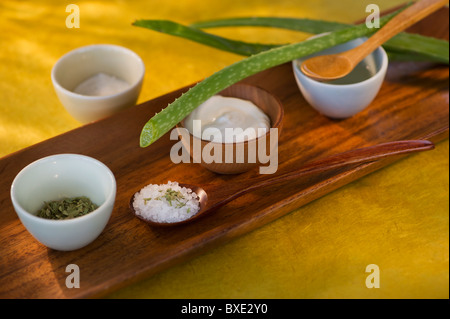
[191,17,348,34]
[132,20,279,56]
[384,33,449,64]
[134,19,284,56]
[139,14,399,147]
[386,50,440,62]
[191,17,449,64]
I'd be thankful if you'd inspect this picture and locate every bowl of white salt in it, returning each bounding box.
[51,44,145,123]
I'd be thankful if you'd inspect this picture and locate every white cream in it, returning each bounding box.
[185,95,271,143]
[73,73,130,96]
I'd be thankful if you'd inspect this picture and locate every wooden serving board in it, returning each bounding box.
[0,8,448,299]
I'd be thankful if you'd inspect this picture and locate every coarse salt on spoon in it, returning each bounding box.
[301,0,449,82]
[130,140,434,227]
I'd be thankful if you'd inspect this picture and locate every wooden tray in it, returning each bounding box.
[0,8,448,298]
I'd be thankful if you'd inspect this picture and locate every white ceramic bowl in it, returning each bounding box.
[51,44,145,123]
[10,154,116,251]
[292,36,388,119]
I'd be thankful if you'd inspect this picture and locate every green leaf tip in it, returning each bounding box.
[139,120,156,148]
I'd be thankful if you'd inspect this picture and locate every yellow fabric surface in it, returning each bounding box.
[1,0,448,299]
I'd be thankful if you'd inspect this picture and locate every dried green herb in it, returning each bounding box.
[37,196,98,220]
[144,188,187,208]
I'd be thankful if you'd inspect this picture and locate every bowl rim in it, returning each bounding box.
[10,153,117,225]
[292,36,389,88]
[51,44,145,101]
[177,83,284,146]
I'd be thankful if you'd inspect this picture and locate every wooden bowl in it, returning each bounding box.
[177,83,284,174]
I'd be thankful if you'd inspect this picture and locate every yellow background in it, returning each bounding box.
[1,0,448,298]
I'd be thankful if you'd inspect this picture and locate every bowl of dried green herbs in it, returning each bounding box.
[10,154,116,251]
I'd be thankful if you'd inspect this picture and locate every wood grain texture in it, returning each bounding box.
[0,8,448,298]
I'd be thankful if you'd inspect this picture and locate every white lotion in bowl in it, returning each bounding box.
[74,73,131,96]
[51,44,145,123]
[184,95,271,143]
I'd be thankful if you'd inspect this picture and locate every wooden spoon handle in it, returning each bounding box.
[346,0,449,64]
[244,140,434,192]
[201,140,434,219]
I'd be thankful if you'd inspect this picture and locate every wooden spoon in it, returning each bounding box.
[130,140,434,227]
[301,0,449,81]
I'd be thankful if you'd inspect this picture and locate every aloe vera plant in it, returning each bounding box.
[134,16,449,64]
[137,13,400,147]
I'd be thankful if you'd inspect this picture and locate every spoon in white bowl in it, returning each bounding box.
[301,0,448,81]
